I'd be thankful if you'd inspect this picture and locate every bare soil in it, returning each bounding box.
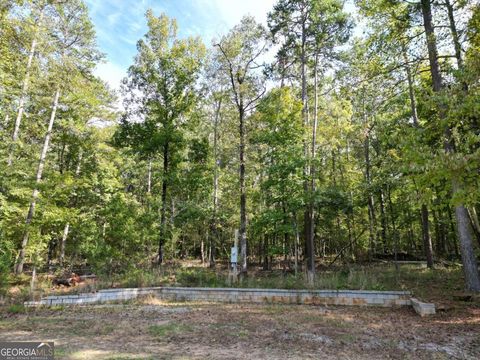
[1,298,479,359]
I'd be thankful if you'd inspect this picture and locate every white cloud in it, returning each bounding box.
[211,0,276,25]
[94,61,126,94]
[107,12,121,26]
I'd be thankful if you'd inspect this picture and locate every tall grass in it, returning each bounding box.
[95,263,450,291]
[6,262,463,305]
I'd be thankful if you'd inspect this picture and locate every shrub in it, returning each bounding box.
[0,240,14,296]
[175,267,226,287]
[7,304,25,314]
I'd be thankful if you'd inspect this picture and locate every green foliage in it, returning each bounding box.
[175,267,224,287]
[1,0,479,293]
[114,268,162,289]
[6,304,26,314]
[0,240,14,295]
[250,87,304,245]
[115,11,206,260]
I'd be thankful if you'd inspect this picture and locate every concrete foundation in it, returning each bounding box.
[25,287,412,308]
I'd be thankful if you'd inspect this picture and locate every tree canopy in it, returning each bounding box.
[1,0,480,292]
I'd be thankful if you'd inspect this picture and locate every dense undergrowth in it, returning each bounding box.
[1,262,467,306]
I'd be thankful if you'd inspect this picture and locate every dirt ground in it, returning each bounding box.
[1,298,479,360]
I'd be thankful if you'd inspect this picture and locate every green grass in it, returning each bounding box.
[238,329,249,338]
[338,333,357,343]
[53,347,70,358]
[148,322,192,338]
[126,264,388,290]
[6,304,25,314]
[175,267,225,287]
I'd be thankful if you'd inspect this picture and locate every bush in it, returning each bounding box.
[175,267,225,287]
[119,268,161,288]
[7,304,25,314]
[0,240,14,296]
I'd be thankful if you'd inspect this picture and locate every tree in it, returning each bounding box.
[215,16,269,273]
[269,0,351,281]
[14,0,103,274]
[250,87,304,273]
[355,0,436,267]
[8,0,48,166]
[420,0,480,291]
[115,10,205,265]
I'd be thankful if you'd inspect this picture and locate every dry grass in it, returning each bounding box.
[3,261,473,309]
[0,302,479,359]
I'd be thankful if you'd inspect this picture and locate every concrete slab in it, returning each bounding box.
[411,297,436,316]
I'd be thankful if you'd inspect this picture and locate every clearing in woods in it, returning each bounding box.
[1,299,479,359]
[2,263,480,359]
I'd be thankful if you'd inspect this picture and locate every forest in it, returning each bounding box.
[1,0,480,296]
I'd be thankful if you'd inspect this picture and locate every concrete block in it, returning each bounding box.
[369,298,385,305]
[24,286,416,310]
[411,298,435,316]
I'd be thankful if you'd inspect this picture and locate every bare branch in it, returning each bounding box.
[215,42,240,109]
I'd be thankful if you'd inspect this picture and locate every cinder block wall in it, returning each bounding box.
[25,287,411,307]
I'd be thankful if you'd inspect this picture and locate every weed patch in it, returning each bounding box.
[6,304,25,314]
[148,322,192,338]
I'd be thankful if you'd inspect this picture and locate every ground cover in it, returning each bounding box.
[1,298,478,359]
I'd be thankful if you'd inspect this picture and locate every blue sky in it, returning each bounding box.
[85,0,278,90]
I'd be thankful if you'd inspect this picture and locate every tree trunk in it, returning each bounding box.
[444,0,463,70]
[467,206,480,248]
[158,142,169,265]
[421,204,434,268]
[402,44,419,126]
[9,7,44,166]
[445,0,477,132]
[293,216,299,276]
[433,208,442,256]
[210,98,222,268]
[407,213,416,254]
[59,149,82,268]
[455,199,480,290]
[387,186,399,273]
[421,0,480,291]
[30,265,36,298]
[263,234,269,271]
[239,103,247,273]
[364,130,377,257]
[147,159,152,194]
[421,0,443,92]
[446,204,460,257]
[14,88,60,274]
[282,204,289,267]
[299,3,314,282]
[379,190,387,254]
[404,44,435,266]
[306,52,319,282]
[59,223,70,267]
[367,200,377,256]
